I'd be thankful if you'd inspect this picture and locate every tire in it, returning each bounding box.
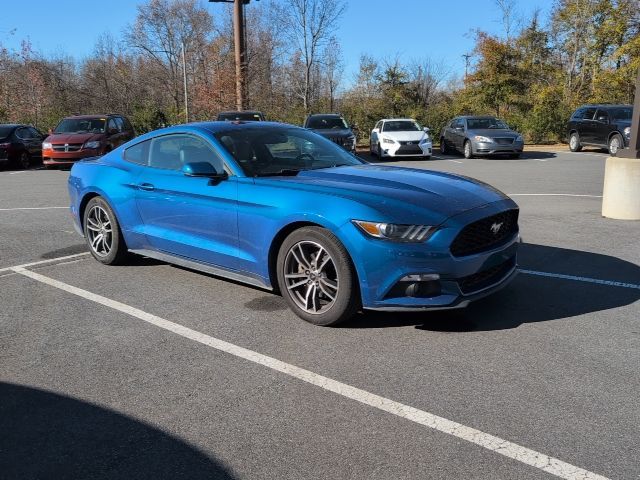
[463,140,473,159]
[83,196,129,265]
[377,143,384,158]
[440,138,448,155]
[18,151,30,169]
[369,140,376,157]
[569,132,582,152]
[608,134,623,157]
[276,226,360,326]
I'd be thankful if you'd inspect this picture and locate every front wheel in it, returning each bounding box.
[19,152,30,169]
[277,227,360,326]
[608,134,623,156]
[83,196,129,265]
[463,140,473,159]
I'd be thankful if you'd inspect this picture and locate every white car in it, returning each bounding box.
[370,118,432,159]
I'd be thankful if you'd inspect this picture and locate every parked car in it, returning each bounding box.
[0,124,46,170]
[370,118,432,159]
[567,104,632,156]
[216,111,265,122]
[440,116,524,159]
[69,121,519,326]
[303,113,356,153]
[42,114,135,169]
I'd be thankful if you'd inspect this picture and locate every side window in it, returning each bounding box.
[582,108,596,121]
[114,117,125,132]
[149,134,224,173]
[28,127,43,138]
[124,140,150,166]
[374,121,382,131]
[15,127,30,139]
[107,118,118,133]
[572,109,585,120]
[595,109,609,122]
[452,119,464,129]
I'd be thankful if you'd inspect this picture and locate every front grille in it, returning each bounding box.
[52,143,83,152]
[450,209,519,257]
[396,143,422,154]
[328,137,345,146]
[494,137,514,145]
[458,257,516,294]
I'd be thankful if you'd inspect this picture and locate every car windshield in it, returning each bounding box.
[383,121,421,132]
[306,117,348,129]
[466,118,509,129]
[0,126,15,138]
[215,127,364,177]
[218,112,262,121]
[610,107,632,121]
[54,118,106,134]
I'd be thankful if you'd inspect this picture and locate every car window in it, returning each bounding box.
[28,127,42,138]
[114,117,125,132]
[124,140,150,166]
[374,121,382,131]
[149,134,224,173]
[582,108,596,121]
[595,110,609,122]
[466,118,508,129]
[610,107,632,121]
[215,126,363,177]
[452,119,464,129]
[383,121,421,132]
[121,117,134,132]
[55,118,106,134]
[107,118,118,133]
[15,127,31,139]
[306,117,348,129]
[571,108,585,120]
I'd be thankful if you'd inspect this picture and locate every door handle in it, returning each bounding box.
[137,183,155,191]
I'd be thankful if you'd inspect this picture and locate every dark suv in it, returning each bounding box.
[303,113,356,153]
[567,104,632,156]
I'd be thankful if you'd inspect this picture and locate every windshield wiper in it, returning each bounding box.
[256,168,304,177]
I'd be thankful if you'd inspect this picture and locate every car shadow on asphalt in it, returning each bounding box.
[0,382,236,480]
[342,243,639,332]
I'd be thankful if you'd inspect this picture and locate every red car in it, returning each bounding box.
[42,114,135,168]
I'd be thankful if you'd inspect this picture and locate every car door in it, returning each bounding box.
[371,121,383,150]
[593,109,610,146]
[133,133,239,269]
[579,107,597,144]
[451,119,466,151]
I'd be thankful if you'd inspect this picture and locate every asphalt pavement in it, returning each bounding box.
[1,148,638,479]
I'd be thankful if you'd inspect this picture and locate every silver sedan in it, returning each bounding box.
[440,116,524,159]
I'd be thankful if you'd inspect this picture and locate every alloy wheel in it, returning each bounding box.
[609,136,621,155]
[283,240,339,314]
[570,135,578,150]
[20,152,30,169]
[85,205,113,257]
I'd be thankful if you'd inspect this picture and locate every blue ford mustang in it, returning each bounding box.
[68,121,519,326]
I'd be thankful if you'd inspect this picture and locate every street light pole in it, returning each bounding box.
[181,41,189,123]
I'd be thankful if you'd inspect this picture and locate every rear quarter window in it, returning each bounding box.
[124,140,149,166]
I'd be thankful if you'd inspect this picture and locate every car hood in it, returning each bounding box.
[45,133,104,144]
[310,128,353,138]
[379,131,427,142]
[467,128,519,138]
[270,164,509,224]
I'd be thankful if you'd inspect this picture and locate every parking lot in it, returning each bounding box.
[1,148,639,479]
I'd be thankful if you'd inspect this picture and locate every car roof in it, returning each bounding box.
[459,115,499,119]
[218,110,263,115]
[63,114,118,120]
[576,104,632,109]
[0,124,23,128]
[380,118,416,122]
[307,113,342,118]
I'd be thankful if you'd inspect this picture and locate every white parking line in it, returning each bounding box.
[520,269,640,290]
[11,264,609,480]
[508,194,603,198]
[0,252,89,274]
[0,206,68,211]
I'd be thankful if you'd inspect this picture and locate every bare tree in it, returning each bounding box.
[276,0,346,113]
[495,0,519,41]
[321,36,343,111]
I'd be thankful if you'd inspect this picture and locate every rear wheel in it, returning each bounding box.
[19,152,30,169]
[463,140,473,159]
[83,196,129,265]
[569,132,582,152]
[277,227,360,326]
[608,134,623,156]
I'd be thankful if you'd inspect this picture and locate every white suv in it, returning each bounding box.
[370,118,432,159]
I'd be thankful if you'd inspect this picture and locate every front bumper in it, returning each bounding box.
[472,140,524,155]
[43,149,101,166]
[338,199,519,310]
[381,141,432,158]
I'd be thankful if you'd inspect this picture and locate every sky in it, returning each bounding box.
[0,0,557,85]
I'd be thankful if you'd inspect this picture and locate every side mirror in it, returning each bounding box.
[182,162,227,179]
[423,127,430,133]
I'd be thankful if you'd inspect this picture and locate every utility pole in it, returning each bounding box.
[181,41,189,123]
[210,0,256,111]
[462,53,472,81]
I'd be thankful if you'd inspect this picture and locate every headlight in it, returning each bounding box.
[421,134,431,143]
[515,135,523,142]
[84,140,102,149]
[42,142,52,149]
[624,127,631,138]
[473,135,492,142]
[382,137,395,144]
[352,220,436,242]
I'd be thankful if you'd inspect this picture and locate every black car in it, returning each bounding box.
[0,124,46,170]
[567,104,632,156]
[216,111,265,122]
[303,113,357,153]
